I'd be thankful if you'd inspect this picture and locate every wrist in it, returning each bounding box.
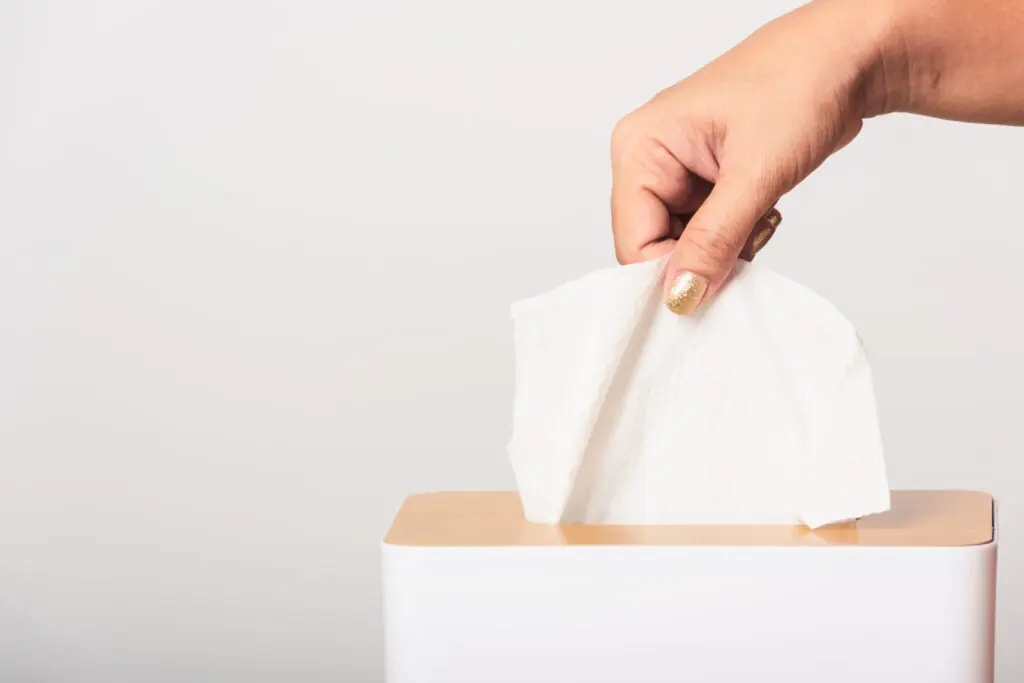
[852,0,939,118]
[848,0,908,117]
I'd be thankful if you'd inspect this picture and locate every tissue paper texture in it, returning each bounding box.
[508,258,890,529]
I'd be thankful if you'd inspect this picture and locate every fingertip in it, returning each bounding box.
[660,174,776,313]
[663,224,741,305]
[664,268,710,315]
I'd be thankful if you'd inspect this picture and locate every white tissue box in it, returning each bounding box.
[382,490,996,683]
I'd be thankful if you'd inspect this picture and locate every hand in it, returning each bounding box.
[610,0,895,314]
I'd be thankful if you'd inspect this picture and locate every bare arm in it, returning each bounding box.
[879,0,1024,124]
[611,0,1024,315]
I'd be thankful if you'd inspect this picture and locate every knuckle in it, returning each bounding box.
[683,222,743,266]
[732,161,786,201]
[610,110,644,160]
[610,114,634,147]
[635,141,688,192]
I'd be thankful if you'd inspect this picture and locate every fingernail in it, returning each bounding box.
[750,224,775,255]
[740,209,781,260]
[665,271,709,315]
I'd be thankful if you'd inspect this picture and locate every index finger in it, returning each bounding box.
[611,184,674,263]
[610,171,716,264]
[611,162,711,264]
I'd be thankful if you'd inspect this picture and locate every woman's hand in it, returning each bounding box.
[611,0,900,314]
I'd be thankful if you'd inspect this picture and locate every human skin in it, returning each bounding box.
[611,0,1024,314]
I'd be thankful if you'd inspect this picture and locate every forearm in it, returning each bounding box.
[866,0,1024,124]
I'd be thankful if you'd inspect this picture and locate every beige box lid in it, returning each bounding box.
[384,490,994,548]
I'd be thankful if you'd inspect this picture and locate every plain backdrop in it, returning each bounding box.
[1,1,1022,681]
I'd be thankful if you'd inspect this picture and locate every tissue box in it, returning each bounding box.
[382,490,996,683]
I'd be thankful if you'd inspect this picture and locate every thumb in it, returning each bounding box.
[664,174,775,315]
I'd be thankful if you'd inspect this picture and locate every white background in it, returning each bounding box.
[1,1,1021,681]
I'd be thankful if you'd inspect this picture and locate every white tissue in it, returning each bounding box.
[508,257,890,529]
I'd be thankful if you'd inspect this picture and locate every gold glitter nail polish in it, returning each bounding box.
[763,208,782,230]
[665,271,709,315]
[750,225,774,255]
